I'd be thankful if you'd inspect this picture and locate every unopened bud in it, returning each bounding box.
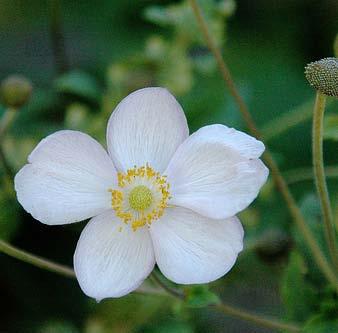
[305,58,338,97]
[0,75,33,108]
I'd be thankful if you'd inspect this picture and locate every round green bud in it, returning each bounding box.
[0,75,33,108]
[305,58,338,97]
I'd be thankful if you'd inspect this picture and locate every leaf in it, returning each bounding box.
[54,71,101,102]
[281,251,317,321]
[324,114,338,141]
[184,285,220,308]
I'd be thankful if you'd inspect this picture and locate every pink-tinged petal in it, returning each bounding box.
[15,130,116,225]
[165,125,268,219]
[74,210,155,300]
[150,207,243,284]
[106,87,189,173]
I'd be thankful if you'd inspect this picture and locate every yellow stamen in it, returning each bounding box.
[108,164,170,231]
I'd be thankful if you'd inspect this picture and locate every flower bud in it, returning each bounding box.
[0,75,33,108]
[305,58,338,97]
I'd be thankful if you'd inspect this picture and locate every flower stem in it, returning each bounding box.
[262,98,333,141]
[213,303,301,333]
[188,0,338,289]
[49,0,68,74]
[0,107,17,182]
[0,239,75,278]
[312,91,338,270]
[0,239,165,296]
[150,273,301,333]
[0,237,301,332]
[284,166,338,185]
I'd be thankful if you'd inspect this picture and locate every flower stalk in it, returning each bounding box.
[312,91,338,269]
[0,239,75,278]
[188,0,338,288]
[0,238,301,332]
[0,107,17,182]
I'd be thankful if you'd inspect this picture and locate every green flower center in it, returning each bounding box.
[128,185,153,211]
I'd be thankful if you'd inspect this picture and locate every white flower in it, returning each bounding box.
[14,87,268,301]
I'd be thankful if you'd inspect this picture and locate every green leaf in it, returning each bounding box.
[303,314,338,333]
[184,285,220,308]
[281,251,317,321]
[54,71,101,102]
[324,114,338,141]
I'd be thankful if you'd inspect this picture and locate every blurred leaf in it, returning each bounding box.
[294,193,327,269]
[37,320,79,333]
[185,285,220,308]
[281,251,317,321]
[303,314,338,333]
[86,294,169,333]
[144,0,231,46]
[324,114,338,141]
[55,71,101,102]
[144,320,194,333]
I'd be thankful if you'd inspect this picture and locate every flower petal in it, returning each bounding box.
[74,210,155,300]
[165,125,269,219]
[150,207,243,284]
[106,87,189,173]
[15,130,116,225]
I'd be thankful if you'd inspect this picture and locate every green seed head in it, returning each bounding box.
[0,75,33,108]
[129,185,153,211]
[305,57,338,98]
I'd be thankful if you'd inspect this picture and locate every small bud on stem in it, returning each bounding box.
[0,75,33,108]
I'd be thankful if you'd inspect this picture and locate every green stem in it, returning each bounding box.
[0,239,75,278]
[0,237,302,332]
[49,0,68,73]
[0,107,17,183]
[188,0,338,290]
[213,303,301,333]
[261,98,333,141]
[0,107,17,138]
[312,92,338,270]
[150,273,301,333]
[284,166,338,185]
[0,239,163,296]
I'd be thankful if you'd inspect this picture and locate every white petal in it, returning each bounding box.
[165,125,269,219]
[74,211,155,300]
[150,207,243,284]
[106,87,189,173]
[194,124,265,158]
[15,130,116,225]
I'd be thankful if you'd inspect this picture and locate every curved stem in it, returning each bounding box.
[262,98,333,141]
[151,271,184,299]
[0,239,163,296]
[1,237,301,332]
[312,92,338,270]
[213,303,301,333]
[0,239,75,278]
[188,0,338,289]
[150,273,301,333]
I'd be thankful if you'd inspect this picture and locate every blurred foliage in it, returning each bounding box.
[0,0,337,332]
